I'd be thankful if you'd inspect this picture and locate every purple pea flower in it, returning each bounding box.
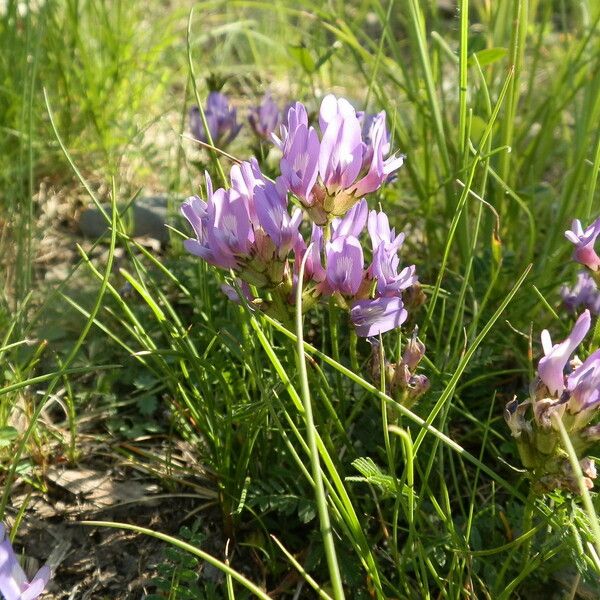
[561,272,600,315]
[367,209,417,296]
[0,524,50,600]
[279,122,320,210]
[538,310,591,396]
[254,178,303,258]
[350,296,407,337]
[318,97,364,194]
[567,349,600,415]
[182,183,251,271]
[565,218,600,271]
[190,92,242,148]
[351,113,404,197]
[323,235,364,296]
[300,224,326,283]
[248,95,281,140]
[221,280,254,305]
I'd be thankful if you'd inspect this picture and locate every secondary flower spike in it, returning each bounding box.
[190,91,242,148]
[505,309,600,493]
[0,524,51,600]
[565,217,600,272]
[276,95,403,222]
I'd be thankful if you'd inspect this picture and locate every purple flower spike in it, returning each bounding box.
[561,272,600,315]
[248,95,281,140]
[324,236,364,296]
[350,296,407,337]
[565,218,600,271]
[538,310,591,395]
[190,92,242,148]
[0,524,51,600]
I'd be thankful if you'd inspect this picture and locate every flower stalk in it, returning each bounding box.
[295,246,345,599]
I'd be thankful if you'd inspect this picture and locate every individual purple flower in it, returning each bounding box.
[367,209,417,296]
[254,179,303,259]
[538,310,591,396]
[565,218,600,272]
[350,296,407,337]
[561,272,600,314]
[0,524,50,600]
[350,113,404,197]
[567,349,600,415]
[190,92,242,147]
[301,224,326,283]
[323,236,364,296]
[273,102,309,152]
[182,186,252,271]
[367,208,404,252]
[279,122,320,209]
[248,95,281,140]
[278,95,403,221]
[318,97,364,194]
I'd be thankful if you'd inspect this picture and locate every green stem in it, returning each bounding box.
[295,246,345,599]
[552,413,600,567]
[521,487,536,565]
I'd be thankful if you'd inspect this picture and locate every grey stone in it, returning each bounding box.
[78,196,176,243]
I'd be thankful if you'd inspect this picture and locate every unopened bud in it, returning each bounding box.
[504,397,532,440]
[402,331,426,370]
[407,374,430,399]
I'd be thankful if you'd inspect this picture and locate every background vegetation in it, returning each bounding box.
[1,0,599,597]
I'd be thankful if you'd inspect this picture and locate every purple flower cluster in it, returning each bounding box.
[273,95,403,224]
[182,95,418,340]
[181,159,302,287]
[506,311,600,492]
[0,524,50,600]
[190,92,242,148]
